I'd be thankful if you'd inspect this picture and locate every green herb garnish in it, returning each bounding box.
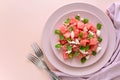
[85,44,90,51]
[66,38,71,42]
[79,32,83,38]
[80,45,90,51]
[97,23,102,30]
[59,34,64,40]
[55,44,62,48]
[55,29,61,34]
[88,34,93,39]
[83,18,89,24]
[75,52,80,56]
[81,57,87,63]
[80,46,85,51]
[92,51,97,56]
[64,18,70,25]
[69,27,73,32]
[66,44,72,51]
[75,15,80,20]
[69,53,74,59]
[98,37,102,42]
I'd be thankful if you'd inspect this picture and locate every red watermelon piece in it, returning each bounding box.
[63,51,69,59]
[59,25,68,34]
[77,21,85,30]
[63,31,71,38]
[89,38,98,45]
[80,39,89,46]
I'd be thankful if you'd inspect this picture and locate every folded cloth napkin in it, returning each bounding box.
[51,2,120,80]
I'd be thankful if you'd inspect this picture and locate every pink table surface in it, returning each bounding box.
[0,0,119,80]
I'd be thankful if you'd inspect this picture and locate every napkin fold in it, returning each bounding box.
[51,2,120,80]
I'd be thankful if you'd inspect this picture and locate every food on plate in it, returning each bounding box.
[54,15,102,63]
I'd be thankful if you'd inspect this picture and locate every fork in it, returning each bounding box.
[31,42,61,80]
[28,54,60,80]
[27,54,45,69]
[31,42,43,58]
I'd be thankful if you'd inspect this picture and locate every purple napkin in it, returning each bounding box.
[51,2,120,80]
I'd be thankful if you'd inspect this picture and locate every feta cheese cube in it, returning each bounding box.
[66,50,72,54]
[81,18,84,21]
[80,50,88,54]
[71,31,74,39]
[83,26,88,32]
[86,55,90,60]
[96,46,102,53]
[75,39,80,44]
[88,31,94,35]
[97,30,101,36]
[69,41,76,44]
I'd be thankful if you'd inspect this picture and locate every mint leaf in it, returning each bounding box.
[83,18,89,24]
[55,29,60,34]
[69,27,73,32]
[59,34,64,40]
[64,18,70,25]
[80,46,85,51]
[69,53,74,59]
[92,51,97,56]
[88,34,93,39]
[75,15,80,20]
[66,44,72,51]
[66,38,71,42]
[85,44,90,51]
[98,37,102,42]
[81,57,87,63]
[79,32,83,38]
[55,44,62,48]
[75,52,80,56]
[97,23,102,30]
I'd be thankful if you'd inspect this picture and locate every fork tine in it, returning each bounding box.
[31,44,39,56]
[31,43,38,52]
[34,42,42,52]
[28,54,36,64]
[28,54,39,64]
[33,42,42,53]
[31,42,43,57]
[30,54,39,62]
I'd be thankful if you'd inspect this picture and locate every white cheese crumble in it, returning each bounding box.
[86,55,90,60]
[80,50,88,54]
[75,39,80,44]
[97,30,101,36]
[69,41,76,44]
[98,44,101,46]
[81,18,84,21]
[83,26,88,32]
[77,14,80,16]
[96,46,102,53]
[71,31,74,39]
[66,50,72,54]
[68,39,80,44]
[88,31,94,35]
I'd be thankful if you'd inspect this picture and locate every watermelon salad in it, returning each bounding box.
[54,15,102,63]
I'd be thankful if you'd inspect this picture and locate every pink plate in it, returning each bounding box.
[50,10,108,67]
[41,3,116,76]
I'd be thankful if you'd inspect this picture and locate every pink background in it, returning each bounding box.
[0,0,119,80]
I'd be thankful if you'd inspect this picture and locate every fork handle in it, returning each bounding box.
[45,68,61,80]
[42,61,61,80]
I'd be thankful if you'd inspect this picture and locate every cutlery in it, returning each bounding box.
[31,42,61,80]
[28,54,60,80]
